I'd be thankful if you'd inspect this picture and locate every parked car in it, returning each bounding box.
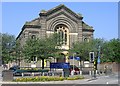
[13,69,24,76]
[9,65,20,72]
[69,65,80,75]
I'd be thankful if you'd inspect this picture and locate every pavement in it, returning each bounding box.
[0,74,119,84]
[0,68,119,85]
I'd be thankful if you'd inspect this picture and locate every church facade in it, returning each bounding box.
[17,4,94,67]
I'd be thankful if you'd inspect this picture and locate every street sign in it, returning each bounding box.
[97,56,100,64]
[69,56,80,61]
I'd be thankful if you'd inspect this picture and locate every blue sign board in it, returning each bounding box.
[69,56,80,61]
[50,63,70,69]
[97,56,100,64]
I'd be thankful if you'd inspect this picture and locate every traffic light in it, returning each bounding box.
[94,60,97,70]
[89,52,94,63]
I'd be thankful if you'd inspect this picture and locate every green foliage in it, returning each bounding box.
[70,38,120,63]
[23,33,62,69]
[66,75,84,80]
[101,38,120,63]
[70,38,104,61]
[23,38,39,62]
[14,76,64,82]
[13,75,84,82]
[13,40,23,65]
[1,33,16,64]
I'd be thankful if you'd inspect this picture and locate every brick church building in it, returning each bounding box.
[17,4,94,67]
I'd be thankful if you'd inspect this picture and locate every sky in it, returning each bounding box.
[2,2,118,41]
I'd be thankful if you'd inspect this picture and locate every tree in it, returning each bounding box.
[109,38,120,63]
[12,40,23,66]
[101,38,120,63]
[70,38,105,61]
[23,33,61,69]
[70,38,120,63]
[1,33,16,64]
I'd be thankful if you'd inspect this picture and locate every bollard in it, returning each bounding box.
[32,72,34,76]
[42,72,44,76]
[62,71,64,77]
[22,73,24,77]
[80,71,82,75]
[52,72,54,76]
[89,71,92,76]
[71,70,74,75]
[96,70,98,75]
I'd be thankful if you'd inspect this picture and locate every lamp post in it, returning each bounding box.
[97,45,101,75]
[98,46,101,64]
[7,43,10,60]
[6,43,10,69]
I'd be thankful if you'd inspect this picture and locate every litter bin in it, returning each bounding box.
[63,69,70,77]
[2,70,13,81]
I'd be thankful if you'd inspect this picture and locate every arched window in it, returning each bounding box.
[31,35,36,39]
[65,33,67,45]
[31,56,37,62]
[84,38,87,41]
[55,25,68,45]
[84,38,89,42]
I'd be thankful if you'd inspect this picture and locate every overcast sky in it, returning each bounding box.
[2,2,118,41]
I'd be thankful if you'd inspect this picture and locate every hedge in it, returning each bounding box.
[13,76,84,82]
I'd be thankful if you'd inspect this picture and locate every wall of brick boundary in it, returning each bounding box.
[98,62,120,73]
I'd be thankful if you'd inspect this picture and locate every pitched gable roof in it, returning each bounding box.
[39,4,83,20]
[82,21,94,32]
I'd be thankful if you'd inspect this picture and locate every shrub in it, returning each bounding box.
[14,76,64,82]
[66,75,84,80]
[13,75,84,82]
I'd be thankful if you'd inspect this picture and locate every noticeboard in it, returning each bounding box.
[50,63,70,69]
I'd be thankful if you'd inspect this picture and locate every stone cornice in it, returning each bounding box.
[82,29,94,32]
[22,25,41,30]
[16,25,41,40]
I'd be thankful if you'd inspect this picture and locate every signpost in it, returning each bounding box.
[97,57,100,64]
[69,53,80,75]
[97,46,101,75]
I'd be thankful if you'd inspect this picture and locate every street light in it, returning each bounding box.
[7,43,10,59]
[97,45,101,64]
[97,45,101,75]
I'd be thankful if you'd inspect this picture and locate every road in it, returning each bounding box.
[84,75,118,84]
